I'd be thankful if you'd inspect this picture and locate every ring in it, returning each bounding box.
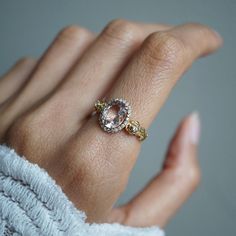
[94,98,148,141]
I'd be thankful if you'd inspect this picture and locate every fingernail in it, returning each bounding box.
[188,112,201,145]
[212,29,223,44]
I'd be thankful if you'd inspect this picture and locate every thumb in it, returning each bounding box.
[109,112,201,227]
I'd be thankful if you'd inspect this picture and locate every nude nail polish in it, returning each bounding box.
[188,112,201,145]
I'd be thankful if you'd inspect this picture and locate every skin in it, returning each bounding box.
[0,19,222,227]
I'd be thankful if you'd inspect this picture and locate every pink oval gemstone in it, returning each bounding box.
[103,103,127,129]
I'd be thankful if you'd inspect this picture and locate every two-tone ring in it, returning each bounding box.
[94,98,148,141]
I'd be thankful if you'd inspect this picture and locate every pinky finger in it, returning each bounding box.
[0,57,36,106]
[110,112,201,227]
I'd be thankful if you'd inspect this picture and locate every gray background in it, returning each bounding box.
[0,0,235,235]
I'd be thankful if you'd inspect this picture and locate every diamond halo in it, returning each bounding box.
[99,98,131,133]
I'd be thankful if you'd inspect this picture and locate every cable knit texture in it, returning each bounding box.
[0,145,164,236]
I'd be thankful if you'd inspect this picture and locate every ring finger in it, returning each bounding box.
[47,20,172,126]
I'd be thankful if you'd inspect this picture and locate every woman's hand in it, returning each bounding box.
[0,20,222,227]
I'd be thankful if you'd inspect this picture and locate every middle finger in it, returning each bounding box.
[49,20,171,125]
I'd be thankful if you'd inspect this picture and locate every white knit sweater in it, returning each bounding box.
[0,145,164,236]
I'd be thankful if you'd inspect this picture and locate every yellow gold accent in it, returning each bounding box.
[94,100,107,112]
[94,99,148,141]
[125,120,148,141]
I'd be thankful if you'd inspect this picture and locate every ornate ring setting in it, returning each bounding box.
[94,98,148,141]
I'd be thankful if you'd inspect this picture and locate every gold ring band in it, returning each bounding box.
[94,98,148,141]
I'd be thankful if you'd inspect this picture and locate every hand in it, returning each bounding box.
[0,20,222,227]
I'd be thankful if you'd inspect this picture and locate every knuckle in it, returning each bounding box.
[103,19,141,46]
[5,100,64,154]
[187,165,201,189]
[58,25,92,41]
[143,31,186,67]
[173,164,201,190]
[12,115,34,135]
[5,114,37,150]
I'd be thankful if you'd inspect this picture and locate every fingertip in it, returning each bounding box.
[212,29,223,46]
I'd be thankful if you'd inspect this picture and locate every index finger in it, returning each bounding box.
[107,23,222,128]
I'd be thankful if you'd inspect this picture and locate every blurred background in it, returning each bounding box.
[0,0,235,235]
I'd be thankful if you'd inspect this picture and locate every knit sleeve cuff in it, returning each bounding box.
[0,144,164,236]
